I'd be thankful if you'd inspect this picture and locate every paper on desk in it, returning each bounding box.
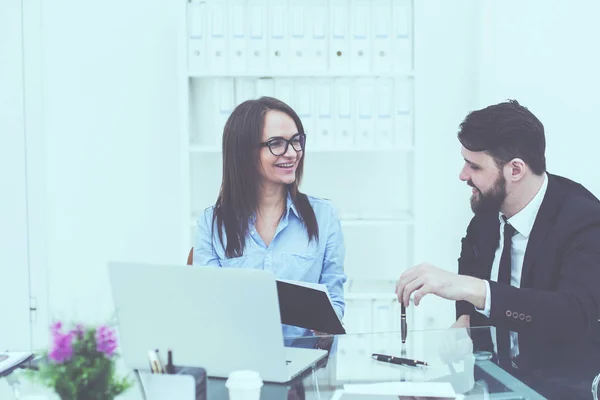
[0,351,33,375]
[344,381,457,398]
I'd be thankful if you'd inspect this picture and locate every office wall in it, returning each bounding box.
[480,0,600,196]
[411,1,482,328]
[33,0,184,346]
[0,0,31,351]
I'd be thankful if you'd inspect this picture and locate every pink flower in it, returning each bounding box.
[95,326,118,357]
[48,322,74,364]
[50,321,62,335]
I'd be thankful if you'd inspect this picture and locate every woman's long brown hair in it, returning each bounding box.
[213,96,318,258]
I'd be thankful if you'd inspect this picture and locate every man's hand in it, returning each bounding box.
[395,263,486,308]
[451,314,471,329]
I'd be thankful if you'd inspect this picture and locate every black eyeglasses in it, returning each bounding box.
[260,133,306,156]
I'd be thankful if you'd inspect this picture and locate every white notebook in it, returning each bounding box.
[0,351,33,375]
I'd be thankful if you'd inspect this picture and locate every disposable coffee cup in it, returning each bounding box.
[225,370,263,400]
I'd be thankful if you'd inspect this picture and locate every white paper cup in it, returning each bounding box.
[225,370,263,400]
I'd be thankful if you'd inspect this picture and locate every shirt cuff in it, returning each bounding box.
[475,280,491,318]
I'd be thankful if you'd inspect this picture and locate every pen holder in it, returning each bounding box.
[136,366,207,400]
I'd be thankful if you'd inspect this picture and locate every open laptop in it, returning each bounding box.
[107,262,328,383]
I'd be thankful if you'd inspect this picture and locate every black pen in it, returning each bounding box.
[401,303,407,344]
[165,349,175,374]
[371,353,428,367]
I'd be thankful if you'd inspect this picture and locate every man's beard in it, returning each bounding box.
[469,174,507,215]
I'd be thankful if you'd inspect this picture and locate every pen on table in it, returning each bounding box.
[401,302,407,344]
[371,353,428,367]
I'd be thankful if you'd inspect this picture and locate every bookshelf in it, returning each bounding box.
[180,0,416,378]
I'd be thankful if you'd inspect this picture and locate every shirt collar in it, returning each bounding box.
[499,172,548,238]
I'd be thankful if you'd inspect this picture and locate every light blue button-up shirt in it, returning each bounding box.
[193,192,347,338]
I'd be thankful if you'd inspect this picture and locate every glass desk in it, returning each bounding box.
[205,327,598,400]
[208,326,546,400]
[3,327,599,399]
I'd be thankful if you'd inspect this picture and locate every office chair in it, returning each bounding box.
[187,247,193,265]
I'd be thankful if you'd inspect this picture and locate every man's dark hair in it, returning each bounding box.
[458,99,546,175]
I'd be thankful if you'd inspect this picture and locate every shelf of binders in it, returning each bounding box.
[186,0,414,77]
[188,77,415,150]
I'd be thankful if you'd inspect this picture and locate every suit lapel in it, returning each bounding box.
[520,175,564,287]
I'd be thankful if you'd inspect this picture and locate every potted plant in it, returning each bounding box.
[29,321,133,399]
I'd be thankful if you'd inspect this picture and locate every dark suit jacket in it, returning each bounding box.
[456,173,600,371]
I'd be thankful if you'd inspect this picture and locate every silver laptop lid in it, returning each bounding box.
[108,262,288,380]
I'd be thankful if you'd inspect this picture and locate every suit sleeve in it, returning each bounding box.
[456,219,495,328]
[456,236,475,319]
[487,222,600,341]
[456,219,480,320]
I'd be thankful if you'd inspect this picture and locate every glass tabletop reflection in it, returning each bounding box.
[207,326,548,400]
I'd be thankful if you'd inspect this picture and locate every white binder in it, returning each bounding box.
[355,78,375,148]
[393,0,412,73]
[395,78,413,148]
[329,0,350,74]
[206,0,229,74]
[350,0,371,74]
[307,0,328,73]
[256,77,275,98]
[314,79,334,149]
[247,0,268,74]
[371,0,392,73]
[274,78,295,108]
[235,78,256,106]
[268,0,289,74]
[215,78,235,139]
[289,0,307,74]
[187,0,206,75]
[228,0,247,74]
[334,78,355,149]
[295,79,315,140]
[375,78,394,148]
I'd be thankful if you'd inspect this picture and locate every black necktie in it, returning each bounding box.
[497,216,516,367]
[498,217,516,285]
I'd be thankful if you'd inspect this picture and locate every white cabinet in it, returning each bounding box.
[180,0,416,358]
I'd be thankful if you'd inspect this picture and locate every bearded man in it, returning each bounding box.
[395,100,600,391]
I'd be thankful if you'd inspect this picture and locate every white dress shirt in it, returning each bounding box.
[476,173,548,359]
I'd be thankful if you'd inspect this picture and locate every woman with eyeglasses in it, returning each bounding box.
[193,96,346,338]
